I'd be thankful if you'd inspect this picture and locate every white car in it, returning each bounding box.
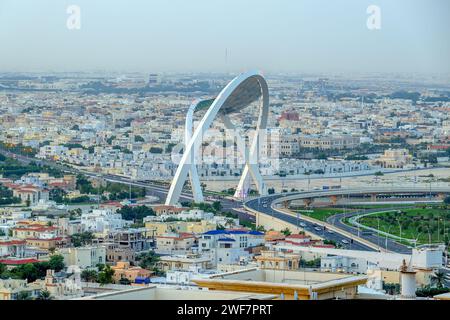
[341,239,350,244]
[299,223,307,227]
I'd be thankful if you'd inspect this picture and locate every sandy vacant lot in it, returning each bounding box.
[202,167,450,193]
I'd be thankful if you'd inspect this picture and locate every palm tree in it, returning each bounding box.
[431,271,446,289]
[17,291,32,300]
[97,265,115,285]
[81,269,98,282]
[225,218,235,228]
[137,251,162,275]
[256,225,266,232]
[36,290,53,300]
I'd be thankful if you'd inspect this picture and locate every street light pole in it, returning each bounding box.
[438,217,440,243]
[377,215,381,249]
[396,218,402,244]
[429,180,432,199]
[358,221,360,238]
[385,226,393,251]
[427,226,432,245]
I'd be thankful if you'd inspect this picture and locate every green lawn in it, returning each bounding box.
[294,207,352,222]
[294,204,417,222]
[347,203,416,209]
[358,207,450,245]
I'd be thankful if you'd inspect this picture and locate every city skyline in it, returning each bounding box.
[0,0,449,306]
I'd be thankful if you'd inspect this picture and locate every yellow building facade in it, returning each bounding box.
[145,220,216,237]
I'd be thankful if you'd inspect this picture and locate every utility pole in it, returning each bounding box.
[377,216,381,249]
[438,217,440,243]
[385,226,391,251]
[129,182,131,201]
[97,176,100,209]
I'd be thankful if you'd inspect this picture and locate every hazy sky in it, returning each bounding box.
[1,0,449,74]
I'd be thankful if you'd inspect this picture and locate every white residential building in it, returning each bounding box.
[320,255,368,274]
[198,229,265,266]
[58,246,106,269]
[80,209,126,234]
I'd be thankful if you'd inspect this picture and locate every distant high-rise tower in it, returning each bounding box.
[148,74,159,87]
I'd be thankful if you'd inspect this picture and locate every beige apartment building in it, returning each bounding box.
[265,134,360,157]
[111,261,152,283]
[145,220,216,237]
[0,279,42,300]
[299,135,360,150]
[374,148,413,168]
[158,253,211,272]
[155,233,197,255]
[255,250,301,271]
[58,246,106,269]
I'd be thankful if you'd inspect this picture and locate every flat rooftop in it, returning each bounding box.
[76,285,276,300]
[193,268,368,300]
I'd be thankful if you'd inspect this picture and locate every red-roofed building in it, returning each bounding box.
[0,258,40,267]
[264,231,286,242]
[12,223,61,240]
[0,238,26,258]
[100,201,124,211]
[152,205,188,216]
[155,232,197,255]
[427,144,450,151]
[26,237,66,250]
[0,178,14,185]
[285,234,311,244]
[279,111,300,122]
[275,233,336,250]
[11,184,49,206]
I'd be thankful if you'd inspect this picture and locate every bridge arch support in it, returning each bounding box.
[165,70,269,205]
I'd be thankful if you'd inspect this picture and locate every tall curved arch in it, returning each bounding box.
[186,99,204,203]
[165,70,269,205]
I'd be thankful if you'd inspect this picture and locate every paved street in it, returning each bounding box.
[2,149,445,254]
[245,195,377,252]
[326,209,412,254]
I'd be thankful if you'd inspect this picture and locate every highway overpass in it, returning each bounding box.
[245,187,450,254]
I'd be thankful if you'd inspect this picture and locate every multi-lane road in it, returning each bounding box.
[0,150,251,221]
[245,194,377,252]
[3,149,448,255]
[244,187,450,254]
[326,209,412,254]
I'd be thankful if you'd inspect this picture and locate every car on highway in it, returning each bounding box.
[341,239,350,244]
[314,227,322,231]
[299,223,307,227]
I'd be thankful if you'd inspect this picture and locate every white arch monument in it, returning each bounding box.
[165,70,269,205]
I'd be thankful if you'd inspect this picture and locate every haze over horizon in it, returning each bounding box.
[1,0,449,74]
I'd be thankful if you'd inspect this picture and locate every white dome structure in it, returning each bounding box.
[165,70,269,205]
